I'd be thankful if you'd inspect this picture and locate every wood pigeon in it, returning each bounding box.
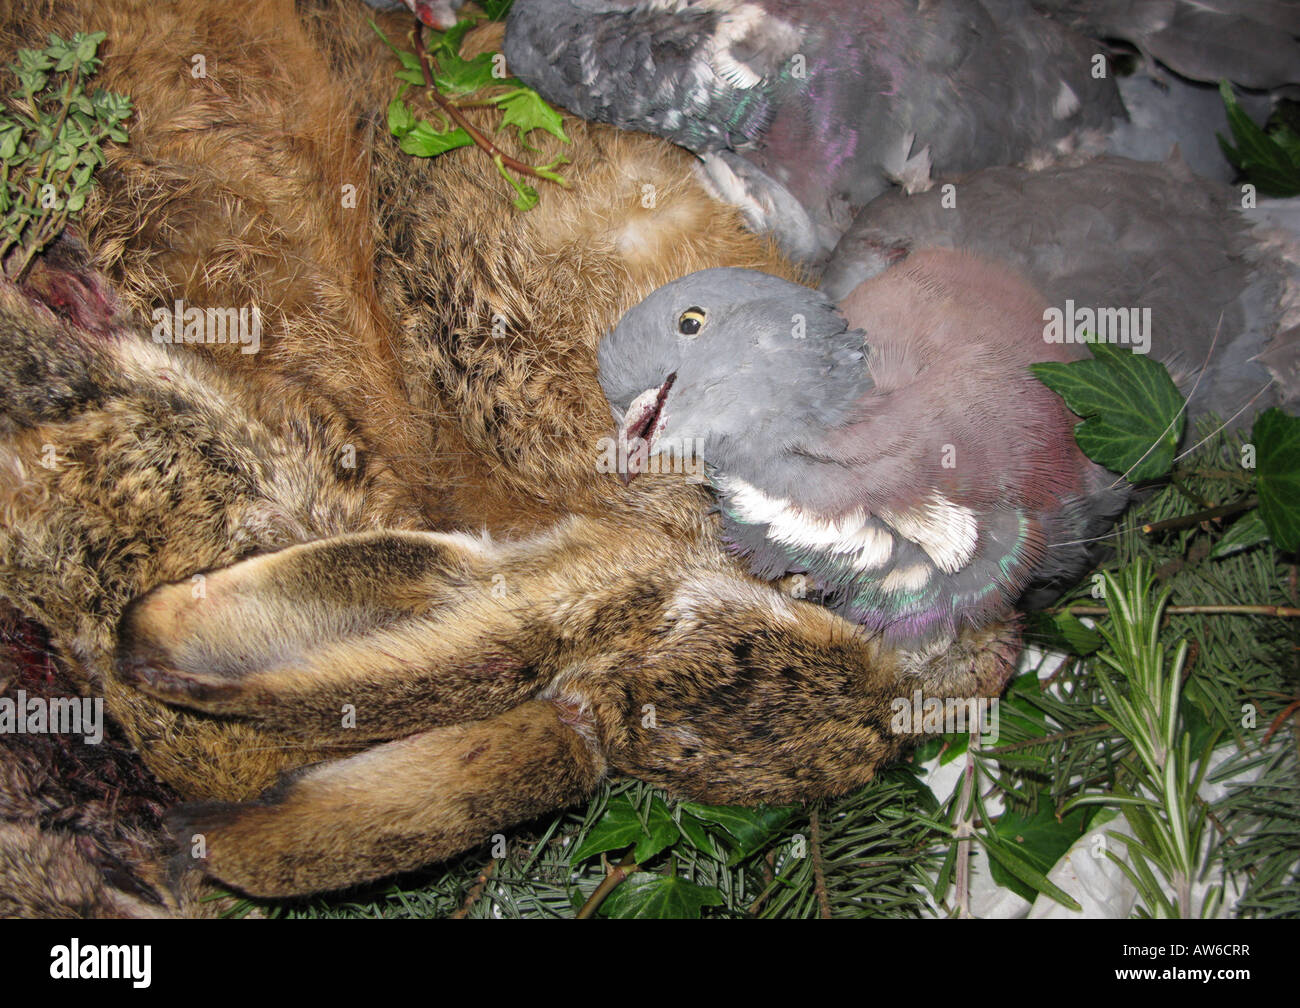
[598,251,1127,646]
[596,159,1299,646]
[503,0,1124,262]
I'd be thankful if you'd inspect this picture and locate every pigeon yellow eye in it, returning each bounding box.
[678,307,706,336]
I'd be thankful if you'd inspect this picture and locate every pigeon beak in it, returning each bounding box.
[616,372,676,486]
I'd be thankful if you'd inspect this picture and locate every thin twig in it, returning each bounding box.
[1140,498,1255,534]
[982,722,1114,756]
[953,735,978,919]
[745,849,780,916]
[1263,696,1300,745]
[1065,604,1300,618]
[576,849,638,919]
[412,24,551,182]
[451,859,497,919]
[808,807,832,919]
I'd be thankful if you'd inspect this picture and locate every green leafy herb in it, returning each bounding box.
[401,120,473,157]
[1062,562,1225,918]
[0,32,132,280]
[371,8,569,211]
[495,88,569,145]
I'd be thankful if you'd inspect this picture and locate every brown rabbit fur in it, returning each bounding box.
[0,0,1017,909]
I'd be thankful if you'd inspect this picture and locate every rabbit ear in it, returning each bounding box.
[168,699,607,898]
[115,529,544,742]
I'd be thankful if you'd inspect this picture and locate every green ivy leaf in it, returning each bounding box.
[569,794,680,866]
[495,88,569,144]
[677,803,796,864]
[1209,508,1270,559]
[633,795,681,863]
[674,808,722,859]
[1031,340,1185,482]
[1178,695,1224,762]
[599,873,725,919]
[1253,408,1300,551]
[399,120,472,157]
[568,796,648,866]
[938,733,969,766]
[1217,80,1300,197]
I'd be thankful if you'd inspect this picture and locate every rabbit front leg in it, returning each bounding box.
[170,699,605,898]
[116,529,551,743]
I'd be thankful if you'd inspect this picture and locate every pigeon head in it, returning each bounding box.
[597,267,873,484]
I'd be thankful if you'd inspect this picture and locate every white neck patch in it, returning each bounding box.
[715,474,894,571]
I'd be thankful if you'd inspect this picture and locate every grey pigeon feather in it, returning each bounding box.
[1032,0,1300,90]
[1105,71,1273,183]
[504,0,1123,261]
[821,156,1300,426]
